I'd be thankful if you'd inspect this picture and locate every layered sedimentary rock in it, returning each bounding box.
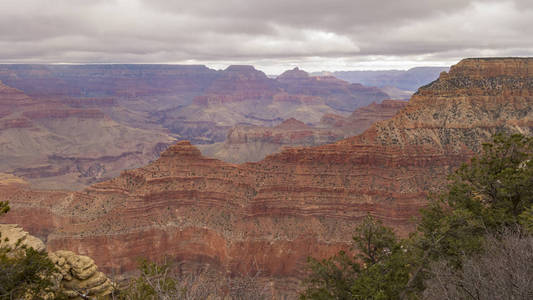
[1,58,533,297]
[199,118,337,163]
[159,66,388,143]
[201,100,408,163]
[0,224,113,299]
[0,65,388,189]
[0,80,175,189]
[278,67,389,112]
[0,64,219,100]
[322,99,408,130]
[50,250,113,299]
[0,64,389,147]
[0,64,221,137]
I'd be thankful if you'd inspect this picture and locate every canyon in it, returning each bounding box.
[0,80,175,189]
[0,64,394,188]
[200,100,408,163]
[1,58,532,297]
[0,64,389,145]
[154,66,389,144]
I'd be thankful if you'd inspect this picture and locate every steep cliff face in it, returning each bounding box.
[1,58,533,296]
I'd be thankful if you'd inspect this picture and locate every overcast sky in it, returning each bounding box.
[0,0,532,74]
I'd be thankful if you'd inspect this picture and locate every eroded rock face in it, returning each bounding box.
[161,66,389,143]
[0,64,390,151]
[278,67,389,112]
[0,224,113,299]
[0,224,46,253]
[1,58,533,297]
[50,250,113,299]
[0,80,176,190]
[200,100,408,163]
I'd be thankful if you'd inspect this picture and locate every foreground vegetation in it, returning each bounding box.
[301,133,533,299]
[0,202,65,300]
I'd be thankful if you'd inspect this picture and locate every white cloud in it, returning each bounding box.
[0,0,531,72]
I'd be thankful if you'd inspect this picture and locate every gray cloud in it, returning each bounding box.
[0,0,531,73]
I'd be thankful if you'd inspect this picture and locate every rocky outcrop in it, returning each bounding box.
[0,224,113,299]
[1,58,532,297]
[0,224,46,252]
[193,65,278,105]
[50,250,113,299]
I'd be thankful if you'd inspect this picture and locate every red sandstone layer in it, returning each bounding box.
[1,58,533,297]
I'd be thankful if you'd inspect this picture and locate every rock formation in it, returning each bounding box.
[147,66,389,143]
[0,80,176,190]
[1,58,532,297]
[0,224,46,252]
[278,67,389,112]
[0,64,389,150]
[200,100,408,163]
[50,250,113,299]
[0,224,113,299]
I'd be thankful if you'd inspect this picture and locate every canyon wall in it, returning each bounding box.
[1,58,533,297]
[0,64,389,145]
[200,100,408,163]
[0,64,390,189]
[160,66,389,143]
[0,80,176,189]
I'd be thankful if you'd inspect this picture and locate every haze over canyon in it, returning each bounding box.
[1,0,533,298]
[0,64,445,189]
[1,57,532,297]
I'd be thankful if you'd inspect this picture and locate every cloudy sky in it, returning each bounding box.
[0,0,532,74]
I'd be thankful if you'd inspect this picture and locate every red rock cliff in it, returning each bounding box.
[2,58,533,296]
